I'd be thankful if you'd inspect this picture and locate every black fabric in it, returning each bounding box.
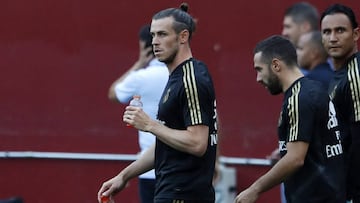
[328,52,360,200]
[278,77,346,202]
[155,58,217,201]
[139,178,156,203]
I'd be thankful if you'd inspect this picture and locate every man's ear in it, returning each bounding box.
[353,27,359,42]
[179,29,190,44]
[271,58,281,72]
[300,21,311,33]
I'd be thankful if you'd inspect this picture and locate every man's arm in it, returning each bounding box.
[123,106,209,157]
[97,144,155,202]
[108,43,153,102]
[235,141,309,203]
[148,122,209,157]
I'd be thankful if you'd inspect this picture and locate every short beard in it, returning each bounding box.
[160,36,180,65]
[160,50,177,65]
[267,69,282,95]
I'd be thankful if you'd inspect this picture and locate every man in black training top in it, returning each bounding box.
[98,3,218,203]
[235,35,345,203]
[321,4,360,203]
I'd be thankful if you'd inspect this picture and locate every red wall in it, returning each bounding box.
[1,0,359,202]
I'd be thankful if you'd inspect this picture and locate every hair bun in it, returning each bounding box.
[180,2,189,12]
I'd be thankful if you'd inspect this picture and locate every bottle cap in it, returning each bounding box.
[101,195,109,203]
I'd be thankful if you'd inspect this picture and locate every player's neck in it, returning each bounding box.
[167,47,193,73]
[282,67,304,93]
[333,47,358,71]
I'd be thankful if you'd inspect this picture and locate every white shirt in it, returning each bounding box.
[114,59,168,179]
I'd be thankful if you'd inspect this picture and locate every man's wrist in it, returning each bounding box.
[146,119,164,134]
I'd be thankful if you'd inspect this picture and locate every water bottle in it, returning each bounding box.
[126,95,143,127]
[129,95,143,108]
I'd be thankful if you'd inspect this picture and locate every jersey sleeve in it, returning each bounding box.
[180,62,214,127]
[346,56,360,123]
[287,83,316,143]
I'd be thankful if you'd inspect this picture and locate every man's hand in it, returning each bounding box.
[123,106,153,132]
[97,174,128,203]
[266,148,281,165]
[234,187,259,203]
[134,41,154,70]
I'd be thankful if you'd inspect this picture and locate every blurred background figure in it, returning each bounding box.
[107,24,168,203]
[282,1,319,46]
[282,1,320,75]
[297,31,334,88]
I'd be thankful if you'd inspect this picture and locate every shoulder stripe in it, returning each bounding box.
[348,58,360,121]
[183,61,202,124]
[288,82,300,141]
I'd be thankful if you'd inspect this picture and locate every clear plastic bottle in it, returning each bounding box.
[126,95,143,127]
[129,95,143,108]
